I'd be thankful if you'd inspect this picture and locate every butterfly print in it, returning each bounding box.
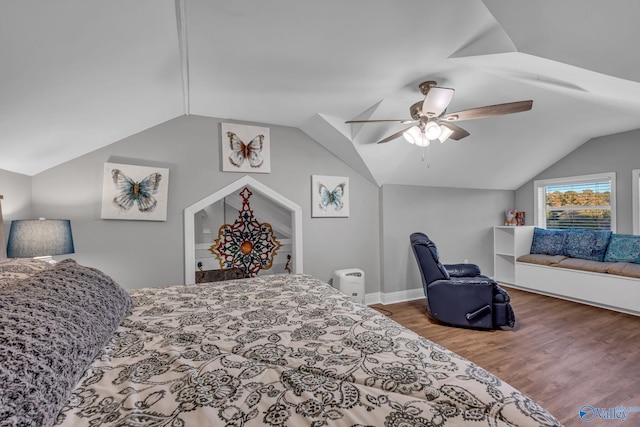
[111,169,162,212]
[227,131,264,168]
[318,183,345,211]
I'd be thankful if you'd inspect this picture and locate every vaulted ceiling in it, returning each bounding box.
[2,1,640,190]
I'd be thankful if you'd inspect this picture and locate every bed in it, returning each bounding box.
[0,258,561,427]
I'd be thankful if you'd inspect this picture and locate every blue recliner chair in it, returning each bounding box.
[410,232,515,329]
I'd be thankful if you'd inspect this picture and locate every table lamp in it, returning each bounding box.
[6,218,75,262]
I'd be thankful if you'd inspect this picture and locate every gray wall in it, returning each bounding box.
[2,115,521,299]
[380,184,514,295]
[29,115,381,289]
[0,169,32,239]
[515,128,640,234]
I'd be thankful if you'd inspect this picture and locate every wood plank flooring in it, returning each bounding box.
[370,287,640,426]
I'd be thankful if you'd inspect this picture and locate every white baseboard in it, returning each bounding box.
[365,288,424,305]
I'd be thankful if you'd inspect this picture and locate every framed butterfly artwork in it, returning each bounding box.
[311,175,349,218]
[220,122,271,173]
[101,162,170,221]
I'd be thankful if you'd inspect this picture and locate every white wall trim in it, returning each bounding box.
[365,288,424,305]
[633,169,640,235]
[184,175,303,284]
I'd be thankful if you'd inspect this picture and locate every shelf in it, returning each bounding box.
[495,252,514,257]
[493,226,534,285]
[494,227,515,256]
[494,254,515,284]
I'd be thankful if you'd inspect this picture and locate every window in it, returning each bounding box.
[534,173,616,231]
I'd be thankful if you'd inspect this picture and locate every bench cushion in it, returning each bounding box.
[518,256,640,279]
[606,262,640,278]
[556,257,614,273]
[517,253,567,266]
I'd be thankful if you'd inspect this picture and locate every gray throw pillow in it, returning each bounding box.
[0,257,51,289]
[0,259,132,427]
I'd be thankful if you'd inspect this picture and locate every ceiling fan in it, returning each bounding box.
[346,81,533,146]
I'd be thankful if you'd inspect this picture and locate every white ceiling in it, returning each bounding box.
[2,1,640,190]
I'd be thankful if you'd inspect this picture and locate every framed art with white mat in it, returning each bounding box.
[101,163,170,221]
[220,122,271,173]
[311,175,349,218]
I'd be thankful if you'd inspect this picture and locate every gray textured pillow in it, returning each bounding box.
[0,259,132,427]
[0,257,51,289]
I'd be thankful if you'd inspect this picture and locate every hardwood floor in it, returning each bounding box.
[370,287,640,426]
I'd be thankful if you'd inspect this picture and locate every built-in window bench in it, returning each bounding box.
[494,226,640,316]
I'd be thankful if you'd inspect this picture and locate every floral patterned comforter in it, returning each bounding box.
[55,274,560,426]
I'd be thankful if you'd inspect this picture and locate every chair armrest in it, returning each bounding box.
[450,277,510,303]
[444,263,481,277]
[494,284,511,303]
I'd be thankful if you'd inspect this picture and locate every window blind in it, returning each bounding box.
[544,180,611,230]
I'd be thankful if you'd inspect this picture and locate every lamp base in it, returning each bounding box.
[32,256,57,264]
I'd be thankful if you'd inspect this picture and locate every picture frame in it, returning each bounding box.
[220,122,271,173]
[101,162,170,221]
[311,175,349,218]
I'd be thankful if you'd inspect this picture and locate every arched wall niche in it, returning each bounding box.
[184,175,303,284]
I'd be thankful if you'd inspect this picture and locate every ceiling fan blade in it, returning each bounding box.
[345,119,417,124]
[439,122,470,140]
[422,87,455,117]
[443,100,533,122]
[376,126,415,144]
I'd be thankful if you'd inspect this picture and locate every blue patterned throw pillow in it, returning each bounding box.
[604,233,640,263]
[530,227,567,256]
[563,229,612,262]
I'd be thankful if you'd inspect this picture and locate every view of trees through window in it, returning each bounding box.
[545,182,611,230]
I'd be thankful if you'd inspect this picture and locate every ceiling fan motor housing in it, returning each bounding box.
[419,80,438,95]
[410,101,425,120]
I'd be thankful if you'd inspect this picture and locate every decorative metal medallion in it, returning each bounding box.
[211,187,281,277]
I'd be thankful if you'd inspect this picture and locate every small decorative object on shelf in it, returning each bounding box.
[504,209,517,226]
[195,267,244,283]
[516,211,525,226]
[285,254,292,274]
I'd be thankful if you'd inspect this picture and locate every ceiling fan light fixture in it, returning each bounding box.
[403,126,431,147]
[414,135,430,147]
[424,121,442,140]
[439,126,454,143]
[403,126,422,145]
